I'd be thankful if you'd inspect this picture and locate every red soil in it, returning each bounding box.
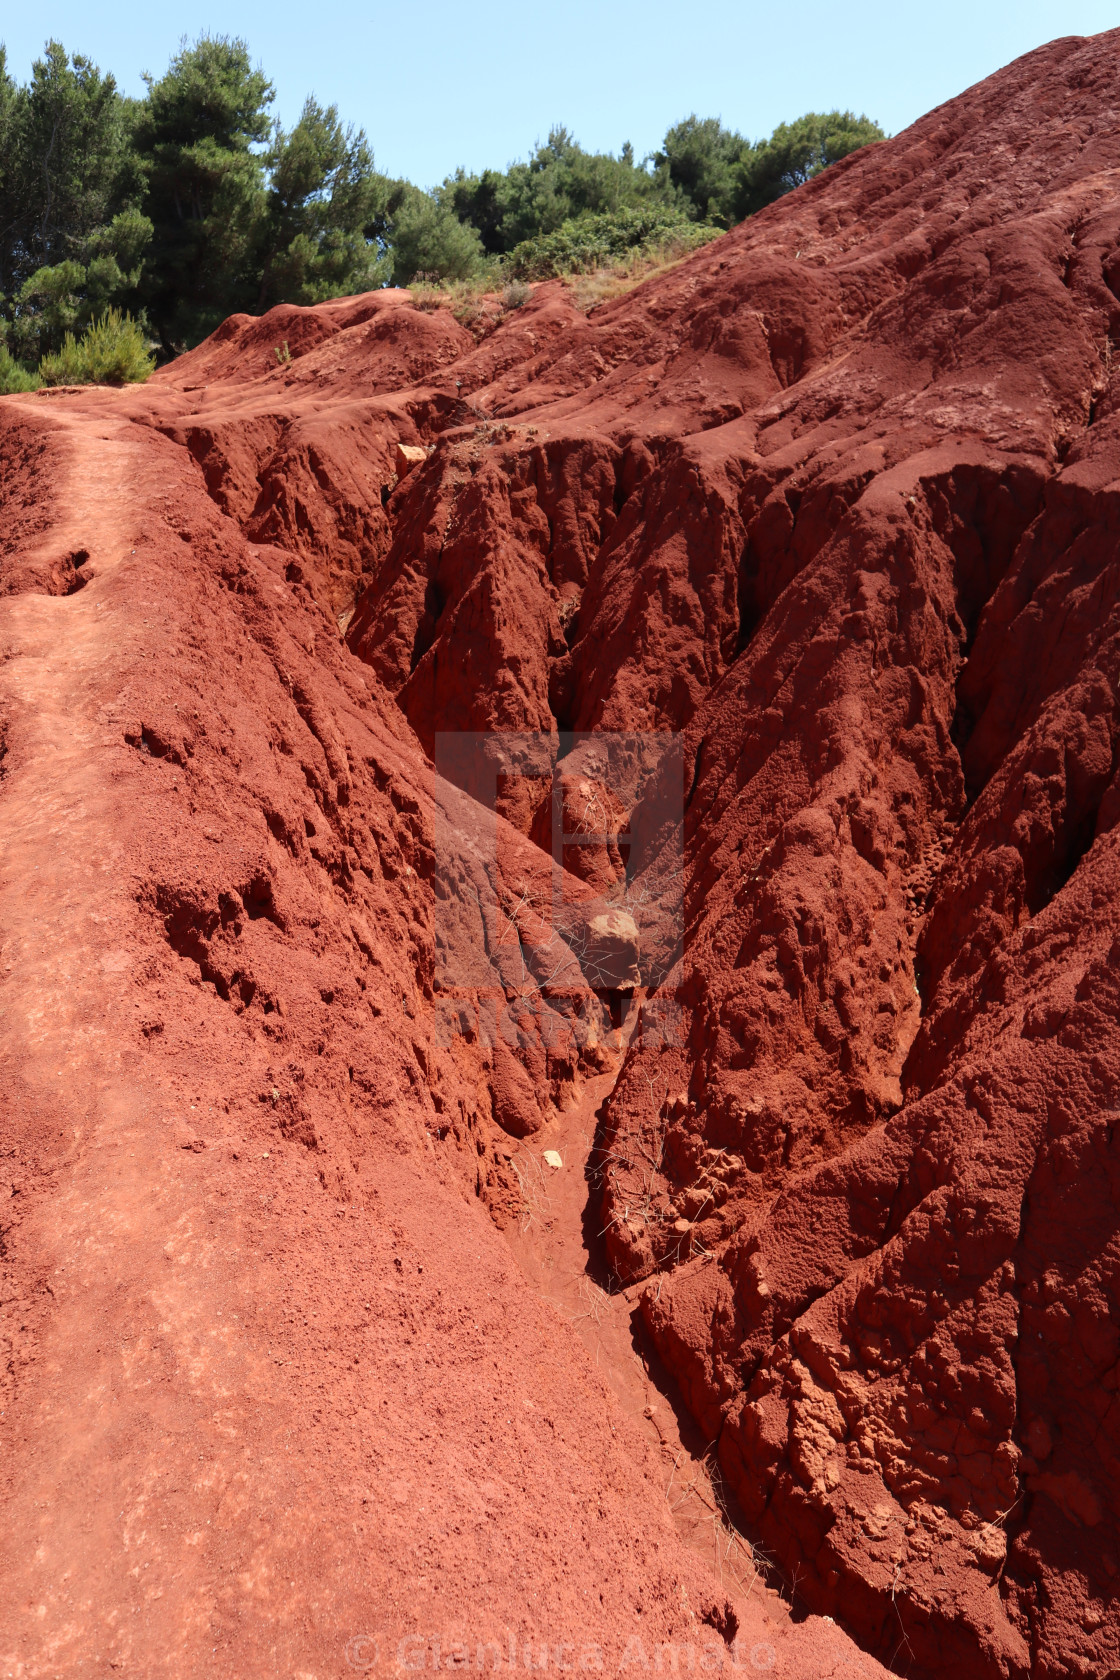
[3,25,1120,1680]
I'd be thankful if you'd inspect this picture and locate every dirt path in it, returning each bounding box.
[0,401,317,1671]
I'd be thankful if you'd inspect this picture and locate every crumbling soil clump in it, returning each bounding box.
[3,26,1120,1680]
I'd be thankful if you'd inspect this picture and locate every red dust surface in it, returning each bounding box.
[3,26,1120,1680]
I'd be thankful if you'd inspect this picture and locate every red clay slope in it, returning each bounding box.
[2,23,1120,1680]
[0,403,866,1677]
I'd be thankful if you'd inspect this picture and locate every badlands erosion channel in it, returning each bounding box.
[9,25,1120,1680]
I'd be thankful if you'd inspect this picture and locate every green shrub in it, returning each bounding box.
[390,194,484,285]
[441,127,665,256]
[0,343,41,393]
[733,111,885,219]
[653,116,752,226]
[38,308,154,386]
[506,205,719,281]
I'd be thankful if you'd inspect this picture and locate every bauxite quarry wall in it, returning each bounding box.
[3,28,1120,1680]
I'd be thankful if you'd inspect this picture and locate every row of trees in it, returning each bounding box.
[444,109,884,257]
[0,35,885,366]
[0,37,399,360]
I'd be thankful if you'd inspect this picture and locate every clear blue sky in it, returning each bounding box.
[2,1,1118,187]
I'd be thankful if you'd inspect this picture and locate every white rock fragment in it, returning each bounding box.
[394,442,427,477]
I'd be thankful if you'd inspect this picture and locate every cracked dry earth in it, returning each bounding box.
[5,25,1120,1680]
